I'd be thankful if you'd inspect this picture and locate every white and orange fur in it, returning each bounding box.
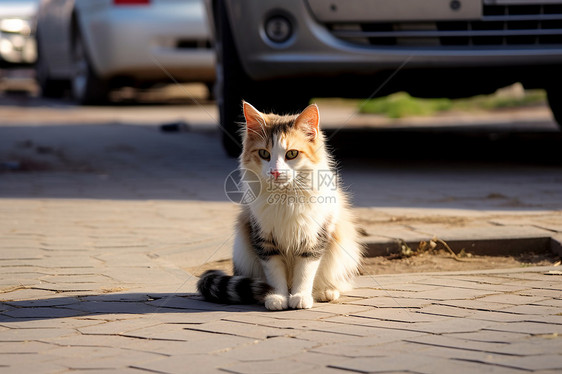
[231,101,363,310]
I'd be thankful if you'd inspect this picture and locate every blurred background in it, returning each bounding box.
[0,0,560,161]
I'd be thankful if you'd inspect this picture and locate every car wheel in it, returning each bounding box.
[72,29,109,105]
[546,86,562,129]
[216,0,250,157]
[216,1,309,158]
[36,35,68,98]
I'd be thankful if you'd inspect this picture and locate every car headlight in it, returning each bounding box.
[0,18,31,36]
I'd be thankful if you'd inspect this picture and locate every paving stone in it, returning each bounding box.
[310,303,372,315]
[293,329,360,344]
[311,331,426,358]
[3,297,80,308]
[1,307,85,319]
[329,353,451,373]
[476,294,550,305]
[348,297,431,309]
[0,355,65,373]
[77,318,161,335]
[39,333,142,350]
[342,288,399,298]
[32,282,104,292]
[417,278,528,293]
[434,299,515,312]
[350,308,445,323]
[291,351,356,366]
[304,319,386,337]
[0,341,55,353]
[530,298,562,307]
[220,359,315,374]
[404,334,524,356]
[330,316,501,335]
[0,327,78,341]
[0,317,100,329]
[467,354,562,371]
[149,335,255,356]
[218,336,317,361]
[81,293,154,302]
[445,330,530,343]
[146,296,240,311]
[487,321,562,335]
[221,313,317,330]
[147,310,232,325]
[65,300,161,314]
[133,354,237,374]
[47,348,166,371]
[303,367,359,374]
[39,274,113,284]
[270,309,338,321]
[416,304,475,318]
[444,359,528,373]
[467,310,534,323]
[500,304,562,316]
[412,287,502,301]
[184,320,294,340]
[122,323,216,342]
[0,288,58,301]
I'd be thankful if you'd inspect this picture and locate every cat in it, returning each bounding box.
[197,101,363,310]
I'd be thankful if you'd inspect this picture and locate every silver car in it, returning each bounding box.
[0,0,38,66]
[207,0,562,156]
[36,0,214,104]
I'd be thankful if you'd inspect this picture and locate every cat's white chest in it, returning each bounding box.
[251,192,336,252]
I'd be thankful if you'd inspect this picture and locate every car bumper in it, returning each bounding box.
[80,0,215,82]
[225,0,562,81]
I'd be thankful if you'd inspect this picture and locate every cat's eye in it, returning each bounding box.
[258,149,270,161]
[285,150,299,160]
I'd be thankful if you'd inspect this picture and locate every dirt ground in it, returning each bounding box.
[188,249,560,277]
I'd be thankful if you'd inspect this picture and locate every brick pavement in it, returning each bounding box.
[1,105,562,373]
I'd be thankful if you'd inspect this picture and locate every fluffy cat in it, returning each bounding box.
[197,102,363,310]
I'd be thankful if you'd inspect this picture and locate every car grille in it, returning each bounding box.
[327,2,562,47]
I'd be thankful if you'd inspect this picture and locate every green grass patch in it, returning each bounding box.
[358,89,546,118]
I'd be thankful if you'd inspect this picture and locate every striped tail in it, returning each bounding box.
[196,270,272,304]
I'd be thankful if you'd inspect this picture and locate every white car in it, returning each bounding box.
[0,0,38,66]
[36,0,215,104]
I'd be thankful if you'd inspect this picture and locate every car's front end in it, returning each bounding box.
[208,0,562,156]
[76,0,215,83]
[221,0,562,93]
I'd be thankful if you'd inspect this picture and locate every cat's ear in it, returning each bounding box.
[295,104,320,141]
[243,101,266,134]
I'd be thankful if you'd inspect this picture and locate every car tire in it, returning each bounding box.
[215,0,250,157]
[72,29,109,105]
[215,0,309,158]
[546,86,562,129]
[36,34,68,98]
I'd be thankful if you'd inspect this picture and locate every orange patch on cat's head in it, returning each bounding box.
[284,127,323,165]
[240,101,326,166]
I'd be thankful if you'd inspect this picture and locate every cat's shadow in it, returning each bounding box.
[0,293,266,322]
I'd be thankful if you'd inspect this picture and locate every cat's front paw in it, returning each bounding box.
[289,293,314,309]
[315,289,340,302]
[265,294,288,310]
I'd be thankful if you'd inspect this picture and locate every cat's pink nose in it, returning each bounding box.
[270,169,281,180]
